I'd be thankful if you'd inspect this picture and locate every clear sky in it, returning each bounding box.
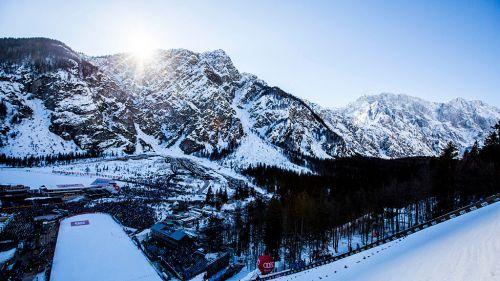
[1,0,499,108]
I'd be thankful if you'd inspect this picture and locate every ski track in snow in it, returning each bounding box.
[270,202,500,281]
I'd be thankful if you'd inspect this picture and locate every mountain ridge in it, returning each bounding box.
[1,38,499,169]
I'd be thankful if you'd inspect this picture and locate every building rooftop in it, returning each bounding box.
[169,230,188,241]
[151,223,189,241]
[90,178,115,186]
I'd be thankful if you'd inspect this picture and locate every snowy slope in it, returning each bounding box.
[0,248,16,265]
[220,75,310,172]
[0,92,83,156]
[50,213,162,281]
[272,201,500,281]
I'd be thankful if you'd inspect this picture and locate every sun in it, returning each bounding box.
[126,29,156,62]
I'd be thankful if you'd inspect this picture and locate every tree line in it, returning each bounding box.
[219,120,500,269]
[0,151,105,167]
[0,37,96,76]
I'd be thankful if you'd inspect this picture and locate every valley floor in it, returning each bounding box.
[270,201,500,281]
[0,167,98,188]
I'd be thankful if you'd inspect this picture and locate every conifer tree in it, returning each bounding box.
[205,186,213,205]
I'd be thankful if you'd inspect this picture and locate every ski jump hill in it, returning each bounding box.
[256,194,500,281]
[50,213,162,281]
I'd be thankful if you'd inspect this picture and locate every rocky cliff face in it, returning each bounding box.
[317,93,500,158]
[0,38,348,165]
[0,38,499,168]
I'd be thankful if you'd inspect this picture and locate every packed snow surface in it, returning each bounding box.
[273,201,500,281]
[0,248,16,265]
[0,168,96,188]
[50,213,162,281]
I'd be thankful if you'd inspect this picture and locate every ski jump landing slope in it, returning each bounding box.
[50,213,162,281]
[275,202,500,281]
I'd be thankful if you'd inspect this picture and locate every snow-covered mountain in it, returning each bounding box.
[318,93,500,158]
[1,38,499,168]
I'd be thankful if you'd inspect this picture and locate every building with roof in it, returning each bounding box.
[151,223,192,249]
[0,184,30,206]
[90,178,120,193]
[39,184,88,198]
[39,180,118,199]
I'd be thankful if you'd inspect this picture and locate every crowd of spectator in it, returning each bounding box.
[161,245,207,279]
[0,207,57,281]
[64,198,156,230]
[0,177,201,280]
[0,210,37,241]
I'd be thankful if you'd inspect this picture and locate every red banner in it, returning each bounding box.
[258,255,275,275]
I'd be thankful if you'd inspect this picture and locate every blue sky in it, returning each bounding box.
[1,0,499,107]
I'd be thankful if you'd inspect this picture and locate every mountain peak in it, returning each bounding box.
[1,38,499,166]
[354,93,428,105]
[202,48,229,58]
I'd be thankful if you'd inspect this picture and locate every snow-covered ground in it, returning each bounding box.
[0,153,262,197]
[0,88,83,157]
[50,213,162,281]
[271,201,500,281]
[222,84,310,173]
[0,247,16,265]
[0,167,97,188]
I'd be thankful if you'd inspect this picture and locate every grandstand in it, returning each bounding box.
[39,181,117,200]
[160,249,207,280]
[0,184,30,206]
[40,184,88,197]
[147,222,210,280]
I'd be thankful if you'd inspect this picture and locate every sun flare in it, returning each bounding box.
[126,29,156,62]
